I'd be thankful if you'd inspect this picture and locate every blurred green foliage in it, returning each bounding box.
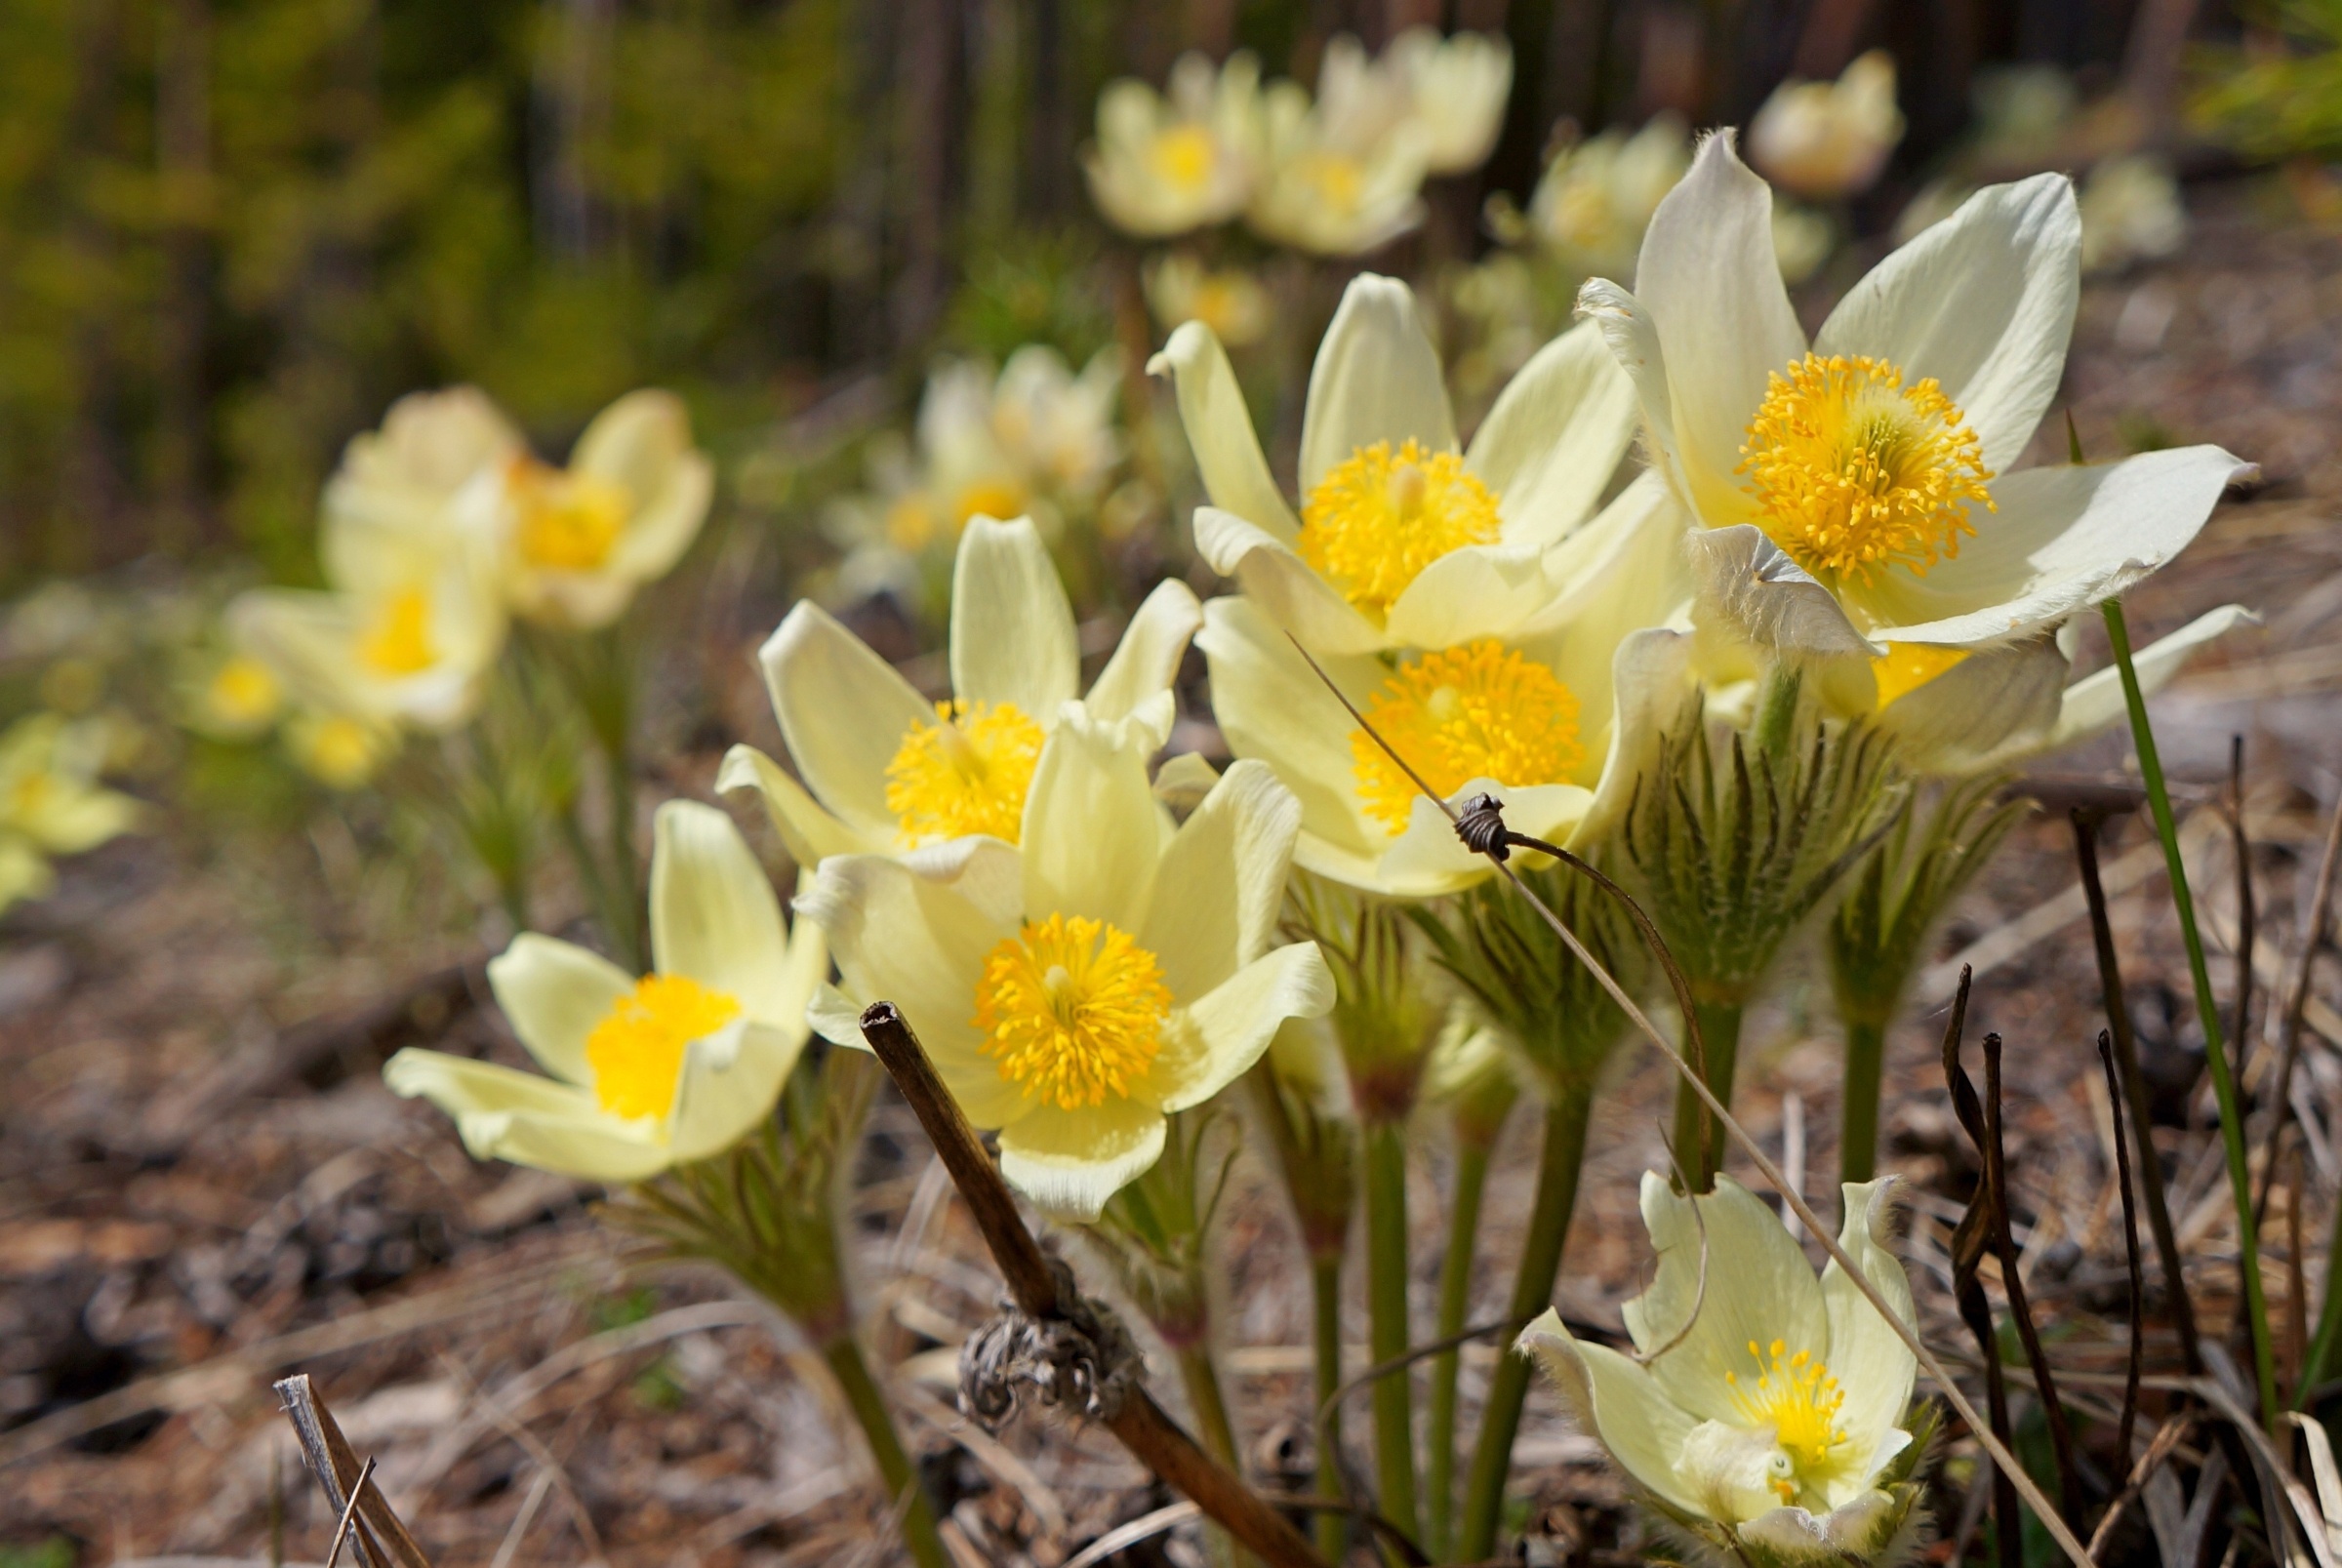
[2192,1,2342,162]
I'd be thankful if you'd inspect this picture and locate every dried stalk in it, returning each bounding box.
[2098,1030,2148,1473]
[274,1374,432,1568]
[2254,788,2342,1227]
[1943,994,2024,1568]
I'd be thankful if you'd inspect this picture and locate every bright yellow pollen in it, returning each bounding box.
[953,477,1030,528]
[1739,352,1995,585]
[884,700,1045,846]
[1301,440,1503,617]
[1350,640,1584,831]
[585,973,743,1121]
[513,462,631,572]
[1723,1336,1848,1498]
[1147,124,1220,191]
[359,588,437,677]
[1871,642,1971,706]
[973,913,1171,1110]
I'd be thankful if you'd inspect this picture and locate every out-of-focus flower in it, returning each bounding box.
[725,515,1199,865]
[1969,64,2077,168]
[1383,27,1514,176]
[1248,75,1430,256]
[2080,154,2187,274]
[1771,198,1836,284]
[385,801,825,1181]
[1146,255,1273,348]
[1084,52,1264,238]
[1747,51,1905,201]
[184,651,285,741]
[1526,1175,1927,1564]
[324,385,522,540]
[0,713,141,912]
[1522,115,1691,277]
[1890,178,1972,247]
[801,721,1333,1220]
[284,708,398,789]
[1579,135,2247,737]
[465,390,715,631]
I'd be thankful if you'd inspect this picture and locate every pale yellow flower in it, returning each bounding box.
[1525,115,1691,278]
[1247,76,1429,257]
[801,717,1333,1219]
[1526,1175,1926,1565]
[1381,27,1514,176]
[187,652,285,741]
[1083,52,1264,238]
[1145,255,1273,349]
[2080,155,2187,274]
[284,707,398,789]
[0,713,141,912]
[385,801,825,1181]
[1747,51,1905,202]
[723,514,1201,866]
[322,385,522,541]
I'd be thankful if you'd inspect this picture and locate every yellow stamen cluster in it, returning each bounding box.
[1350,640,1584,830]
[1739,352,1995,585]
[585,973,744,1121]
[359,588,437,677]
[973,913,1171,1110]
[1147,124,1220,191]
[884,700,1046,846]
[1724,1337,1849,1498]
[1300,440,1503,617]
[513,462,632,572]
[953,478,1030,529]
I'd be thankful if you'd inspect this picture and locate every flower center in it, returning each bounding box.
[1724,1337,1848,1497]
[1738,352,1995,585]
[514,462,631,572]
[1148,124,1220,192]
[585,973,743,1122]
[1300,440,1503,617]
[1350,640,1584,830]
[208,656,282,727]
[1295,150,1364,214]
[973,912,1171,1110]
[359,588,437,677]
[953,477,1030,528]
[883,699,1045,846]
[295,715,387,789]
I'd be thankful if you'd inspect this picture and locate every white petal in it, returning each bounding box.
[714,744,877,866]
[1193,506,1391,654]
[1574,627,1696,848]
[1819,1180,1919,1476]
[1576,278,1688,504]
[2026,603,2253,761]
[579,390,713,585]
[1139,759,1303,998]
[1875,635,2067,775]
[1814,175,2080,472]
[649,801,795,1022]
[1382,542,1555,649]
[1149,322,1299,541]
[1465,317,1640,549]
[485,934,637,1086]
[950,515,1080,718]
[757,601,935,840]
[1020,704,1161,937]
[1157,944,1334,1113]
[996,1096,1169,1221]
[1085,579,1204,735]
[1521,1311,1706,1514]
[666,1020,808,1164]
[1631,133,1807,529]
[1686,525,1879,658]
[1298,274,1458,495]
[1378,781,1591,897]
[384,1048,671,1182]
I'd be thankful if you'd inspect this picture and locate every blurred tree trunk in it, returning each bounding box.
[155,0,214,554]
[535,0,615,266]
[63,0,130,572]
[895,0,967,345]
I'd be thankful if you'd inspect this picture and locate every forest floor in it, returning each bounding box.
[4,176,2341,1568]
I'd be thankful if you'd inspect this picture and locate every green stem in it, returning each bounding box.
[1454,1081,1593,1562]
[1839,1015,1886,1187]
[599,726,645,973]
[1176,1342,1247,1568]
[1363,1118,1419,1544]
[2102,598,2277,1426]
[1669,1000,1745,1193]
[1310,1251,1349,1565]
[819,1334,950,1568]
[1425,1138,1493,1559]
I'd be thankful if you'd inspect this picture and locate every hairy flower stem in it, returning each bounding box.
[1424,1139,1492,1559]
[1839,1016,1887,1185]
[1454,1080,1593,1561]
[1176,1344,1248,1568]
[1668,1000,1745,1190]
[2102,598,2277,1424]
[820,1334,952,1568]
[1362,1120,1419,1543]
[1310,1253,1349,1562]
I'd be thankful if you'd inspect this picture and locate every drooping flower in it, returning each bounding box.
[1523,114,1691,279]
[1246,74,1429,257]
[385,801,825,1181]
[1746,51,1905,202]
[1083,52,1265,239]
[722,514,1201,866]
[1526,1175,1930,1566]
[800,714,1333,1219]
[1580,134,2250,727]
[0,713,141,913]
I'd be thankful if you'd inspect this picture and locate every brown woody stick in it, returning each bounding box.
[858,1002,1330,1568]
[274,1374,432,1568]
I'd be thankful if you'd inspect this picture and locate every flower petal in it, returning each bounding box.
[1686,525,1879,659]
[1577,279,1688,505]
[485,933,637,1085]
[1298,274,1458,496]
[577,390,714,585]
[1382,542,1555,649]
[757,601,935,839]
[1875,634,2067,775]
[1139,759,1304,998]
[1819,1180,1918,1482]
[1627,1172,1830,1427]
[1150,323,1300,541]
[996,1094,1169,1221]
[1378,781,1591,896]
[666,1020,809,1164]
[648,801,796,1022]
[384,1048,671,1182]
[1157,943,1333,1112]
[1521,1310,1706,1514]
[1574,627,1697,848]
[1085,578,1204,737]
[1193,506,1390,654]
[1631,133,1807,529]
[1814,174,2079,473]
[950,515,1080,718]
[2024,604,2253,762]
[1465,317,1640,550]
[1020,704,1161,937]
[714,744,877,866]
